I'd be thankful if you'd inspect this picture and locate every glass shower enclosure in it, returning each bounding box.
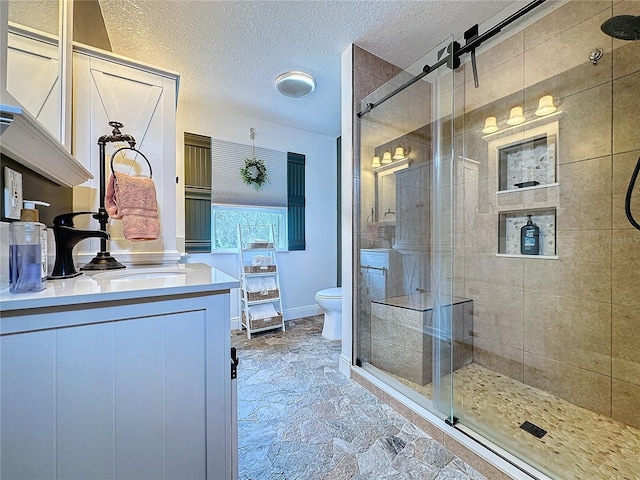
[354,1,640,478]
[356,36,459,423]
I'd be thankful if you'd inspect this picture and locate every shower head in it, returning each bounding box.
[601,15,640,41]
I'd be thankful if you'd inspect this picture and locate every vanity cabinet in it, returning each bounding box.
[0,266,237,480]
[72,46,180,265]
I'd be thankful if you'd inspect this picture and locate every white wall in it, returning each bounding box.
[339,45,354,377]
[176,98,338,327]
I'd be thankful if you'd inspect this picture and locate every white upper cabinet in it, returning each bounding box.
[7,30,61,139]
[72,46,180,265]
[1,1,92,187]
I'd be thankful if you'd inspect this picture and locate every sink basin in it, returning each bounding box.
[91,267,193,281]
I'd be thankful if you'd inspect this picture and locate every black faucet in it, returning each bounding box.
[48,212,110,279]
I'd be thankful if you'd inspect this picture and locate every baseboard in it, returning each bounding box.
[231,304,321,331]
[230,316,242,331]
[283,304,322,320]
[339,354,351,378]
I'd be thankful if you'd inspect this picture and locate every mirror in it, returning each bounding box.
[375,159,409,222]
[6,0,62,140]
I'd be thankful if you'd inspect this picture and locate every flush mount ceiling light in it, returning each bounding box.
[275,71,316,98]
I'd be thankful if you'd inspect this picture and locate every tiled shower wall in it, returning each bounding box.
[352,46,401,250]
[352,46,403,362]
[453,0,640,427]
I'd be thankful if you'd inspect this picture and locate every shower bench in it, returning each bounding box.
[370,292,473,386]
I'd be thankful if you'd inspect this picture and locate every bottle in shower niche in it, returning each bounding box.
[9,200,49,293]
[520,215,540,255]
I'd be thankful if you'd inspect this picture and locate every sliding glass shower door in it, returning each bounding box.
[354,37,457,423]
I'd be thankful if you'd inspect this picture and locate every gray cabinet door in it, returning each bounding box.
[1,294,231,480]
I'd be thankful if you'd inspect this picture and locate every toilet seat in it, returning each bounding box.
[316,287,342,299]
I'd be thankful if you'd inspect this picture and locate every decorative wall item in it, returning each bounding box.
[240,128,270,190]
[211,139,286,207]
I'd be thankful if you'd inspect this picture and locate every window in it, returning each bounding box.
[208,138,306,253]
[211,205,287,251]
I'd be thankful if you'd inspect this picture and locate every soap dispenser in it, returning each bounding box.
[520,214,540,255]
[9,200,50,293]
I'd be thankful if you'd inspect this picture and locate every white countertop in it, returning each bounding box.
[0,263,239,313]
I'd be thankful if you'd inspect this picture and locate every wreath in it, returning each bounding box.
[240,157,269,190]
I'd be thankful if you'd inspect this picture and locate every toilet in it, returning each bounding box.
[315,287,342,340]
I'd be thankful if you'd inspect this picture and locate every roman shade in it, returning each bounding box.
[211,139,287,207]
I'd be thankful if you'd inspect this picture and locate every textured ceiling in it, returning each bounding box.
[100,0,520,137]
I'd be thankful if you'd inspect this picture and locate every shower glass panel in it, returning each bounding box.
[448,1,640,479]
[355,37,457,422]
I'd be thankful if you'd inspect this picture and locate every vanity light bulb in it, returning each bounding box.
[482,116,499,134]
[535,95,556,116]
[382,152,392,164]
[506,106,525,126]
[371,156,381,168]
[393,147,404,160]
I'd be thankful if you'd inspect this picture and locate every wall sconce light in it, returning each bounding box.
[393,147,404,160]
[535,95,556,116]
[371,156,381,168]
[482,116,499,134]
[482,95,560,138]
[506,106,525,126]
[382,151,392,164]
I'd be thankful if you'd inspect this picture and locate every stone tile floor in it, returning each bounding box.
[232,316,486,480]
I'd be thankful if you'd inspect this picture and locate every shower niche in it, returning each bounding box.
[489,122,560,258]
[489,122,559,193]
[497,208,557,258]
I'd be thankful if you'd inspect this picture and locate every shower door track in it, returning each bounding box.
[454,423,555,480]
[357,0,547,118]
